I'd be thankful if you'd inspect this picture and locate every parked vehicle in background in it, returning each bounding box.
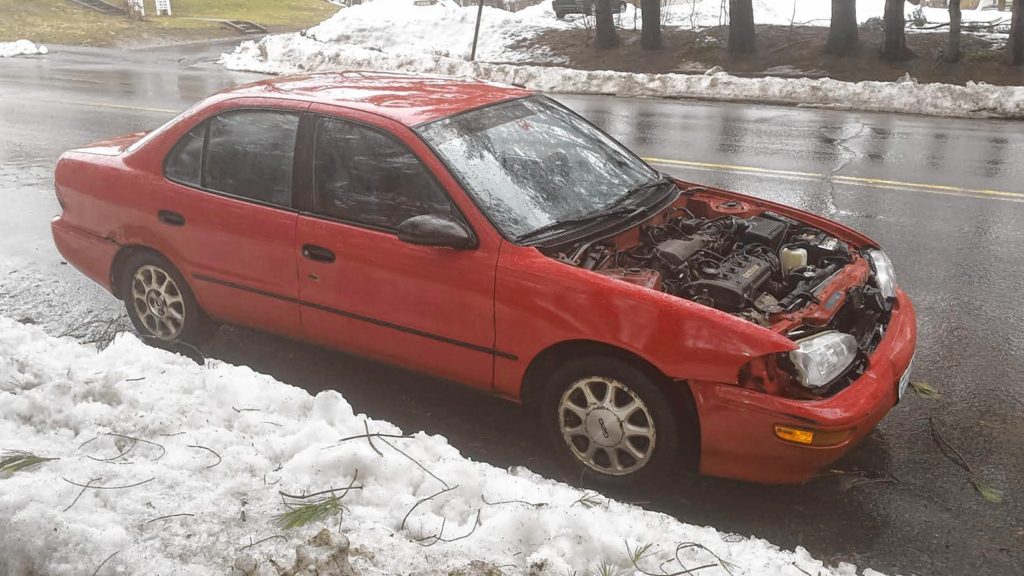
[52,72,915,487]
[552,0,627,19]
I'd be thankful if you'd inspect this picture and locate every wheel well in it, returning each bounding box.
[109,245,163,300]
[520,339,701,468]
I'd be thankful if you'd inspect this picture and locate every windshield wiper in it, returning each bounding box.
[516,175,674,243]
[516,205,639,243]
[622,174,674,202]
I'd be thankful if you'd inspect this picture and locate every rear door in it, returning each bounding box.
[294,108,500,390]
[156,105,305,338]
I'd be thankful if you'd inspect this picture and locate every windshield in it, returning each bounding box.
[417,96,659,240]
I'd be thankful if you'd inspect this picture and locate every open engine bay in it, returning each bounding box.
[544,188,895,398]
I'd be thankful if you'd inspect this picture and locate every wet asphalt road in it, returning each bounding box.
[1,43,1022,576]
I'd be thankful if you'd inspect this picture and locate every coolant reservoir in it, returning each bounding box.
[781,247,808,274]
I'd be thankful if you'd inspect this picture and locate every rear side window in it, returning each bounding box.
[164,123,204,187]
[313,116,452,229]
[203,110,300,207]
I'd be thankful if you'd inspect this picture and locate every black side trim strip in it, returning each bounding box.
[192,273,517,361]
[194,273,298,304]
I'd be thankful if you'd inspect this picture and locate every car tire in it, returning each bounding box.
[119,251,217,346]
[540,356,682,488]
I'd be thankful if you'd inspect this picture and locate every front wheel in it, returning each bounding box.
[541,356,682,487]
[119,251,216,345]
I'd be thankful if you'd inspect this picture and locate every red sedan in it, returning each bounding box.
[51,72,916,485]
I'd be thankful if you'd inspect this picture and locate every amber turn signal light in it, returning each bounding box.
[773,424,854,447]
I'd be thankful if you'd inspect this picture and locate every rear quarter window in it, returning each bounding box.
[164,123,205,187]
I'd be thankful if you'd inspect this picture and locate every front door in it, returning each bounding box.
[295,112,499,389]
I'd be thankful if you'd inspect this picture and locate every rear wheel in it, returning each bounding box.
[541,356,682,487]
[119,251,216,345]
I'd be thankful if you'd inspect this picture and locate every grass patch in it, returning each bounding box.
[0,0,336,47]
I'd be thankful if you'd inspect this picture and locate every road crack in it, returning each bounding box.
[819,122,867,216]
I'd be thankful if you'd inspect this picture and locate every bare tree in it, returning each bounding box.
[826,0,858,55]
[641,0,663,50]
[945,0,962,62]
[881,0,910,61]
[1010,0,1024,65]
[729,0,756,55]
[595,0,618,49]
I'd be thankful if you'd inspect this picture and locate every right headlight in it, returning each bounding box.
[789,331,858,390]
[868,249,897,301]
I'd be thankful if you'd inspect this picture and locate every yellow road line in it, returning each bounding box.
[35,99,181,114]
[646,157,822,180]
[645,156,1024,203]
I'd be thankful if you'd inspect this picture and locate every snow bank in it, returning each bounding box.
[222,34,1024,119]
[658,0,1008,29]
[300,0,570,63]
[0,40,48,58]
[0,317,877,575]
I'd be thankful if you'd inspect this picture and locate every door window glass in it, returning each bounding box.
[203,110,299,207]
[313,117,452,229]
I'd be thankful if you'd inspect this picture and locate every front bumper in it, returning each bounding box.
[691,290,917,484]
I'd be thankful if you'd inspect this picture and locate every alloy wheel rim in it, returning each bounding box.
[131,265,185,340]
[558,376,656,476]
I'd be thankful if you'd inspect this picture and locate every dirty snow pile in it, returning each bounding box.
[0,40,47,58]
[0,317,880,576]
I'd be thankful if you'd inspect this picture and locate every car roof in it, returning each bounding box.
[217,71,534,126]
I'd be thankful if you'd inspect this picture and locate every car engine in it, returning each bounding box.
[554,205,880,328]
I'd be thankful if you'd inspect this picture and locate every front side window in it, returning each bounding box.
[417,96,658,240]
[202,110,300,207]
[313,116,453,230]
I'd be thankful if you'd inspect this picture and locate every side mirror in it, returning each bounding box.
[396,214,476,249]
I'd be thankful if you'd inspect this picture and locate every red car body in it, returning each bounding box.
[51,73,916,484]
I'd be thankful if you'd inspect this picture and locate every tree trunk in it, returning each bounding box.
[594,0,618,49]
[728,0,756,55]
[640,0,662,50]
[1009,0,1024,65]
[825,0,858,55]
[881,0,910,61]
[945,0,961,62]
